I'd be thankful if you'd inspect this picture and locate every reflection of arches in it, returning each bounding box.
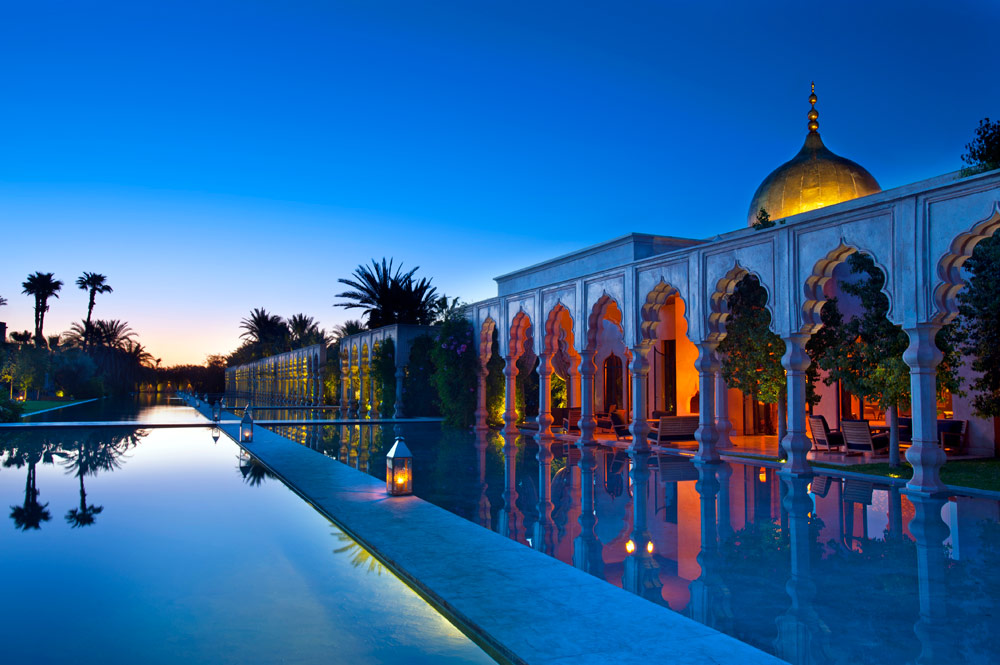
[802,244,894,334]
[934,202,1000,323]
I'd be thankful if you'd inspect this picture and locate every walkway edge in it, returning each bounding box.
[187,398,782,665]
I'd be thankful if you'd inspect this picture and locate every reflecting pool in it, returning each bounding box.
[279,421,1000,665]
[0,406,494,665]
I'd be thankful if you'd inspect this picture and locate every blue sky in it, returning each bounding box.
[1,1,997,364]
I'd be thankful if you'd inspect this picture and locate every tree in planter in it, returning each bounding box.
[372,338,396,418]
[430,318,479,428]
[717,275,786,439]
[809,253,962,467]
[960,117,1000,176]
[954,233,1000,416]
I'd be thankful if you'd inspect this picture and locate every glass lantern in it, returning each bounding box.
[212,400,221,422]
[211,426,221,443]
[240,406,254,443]
[385,438,413,496]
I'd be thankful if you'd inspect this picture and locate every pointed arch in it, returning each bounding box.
[933,201,1000,323]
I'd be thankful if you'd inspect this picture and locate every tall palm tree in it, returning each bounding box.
[335,259,438,328]
[75,272,112,328]
[333,320,366,340]
[288,313,326,348]
[240,308,289,355]
[0,295,7,307]
[21,272,63,346]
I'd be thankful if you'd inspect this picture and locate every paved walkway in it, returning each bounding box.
[186,398,780,665]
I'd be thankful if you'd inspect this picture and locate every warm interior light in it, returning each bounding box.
[646,541,654,554]
[625,539,635,554]
[758,468,767,483]
[395,473,407,485]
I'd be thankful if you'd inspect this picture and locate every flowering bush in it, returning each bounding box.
[404,335,439,417]
[430,317,479,428]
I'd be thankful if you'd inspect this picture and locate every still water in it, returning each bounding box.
[0,402,493,665]
[279,421,1000,665]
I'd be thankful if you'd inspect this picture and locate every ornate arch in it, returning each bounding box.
[802,242,894,334]
[478,317,497,367]
[586,293,624,352]
[933,201,1000,323]
[708,263,776,341]
[639,280,681,345]
[509,310,533,362]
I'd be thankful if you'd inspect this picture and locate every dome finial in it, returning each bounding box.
[807,82,819,133]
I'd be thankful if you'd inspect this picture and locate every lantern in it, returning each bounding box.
[212,400,221,422]
[211,426,221,443]
[240,406,254,443]
[385,437,413,496]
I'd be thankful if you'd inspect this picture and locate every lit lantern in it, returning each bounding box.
[212,400,221,422]
[385,437,413,496]
[211,426,221,443]
[240,406,254,443]
[646,541,654,554]
[625,539,636,554]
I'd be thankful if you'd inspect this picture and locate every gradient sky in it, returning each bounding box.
[2,1,998,365]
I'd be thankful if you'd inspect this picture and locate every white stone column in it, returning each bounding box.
[780,333,812,475]
[714,359,733,448]
[537,352,554,444]
[628,344,651,450]
[394,365,406,418]
[904,324,947,494]
[340,356,350,417]
[577,350,597,446]
[502,357,519,436]
[693,343,720,463]
[474,359,489,432]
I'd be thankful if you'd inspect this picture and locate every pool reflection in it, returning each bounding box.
[275,421,1000,665]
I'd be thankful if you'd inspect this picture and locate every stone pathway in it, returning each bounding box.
[188,398,781,665]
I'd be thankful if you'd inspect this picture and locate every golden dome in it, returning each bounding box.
[747,84,880,227]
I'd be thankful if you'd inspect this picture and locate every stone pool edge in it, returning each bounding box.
[188,399,783,665]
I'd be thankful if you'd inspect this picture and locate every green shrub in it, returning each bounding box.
[372,338,396,416]
[431,318,479,428]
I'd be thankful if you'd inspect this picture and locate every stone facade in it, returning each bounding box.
[465,168,1000,495]
[225,343,326,406]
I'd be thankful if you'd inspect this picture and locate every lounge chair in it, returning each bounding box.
[841,419,889,456]
[647,415,700,444]
[563,407,581,433]
[609,409,631,441]
[808,415,844,452]
[940,419,968,454]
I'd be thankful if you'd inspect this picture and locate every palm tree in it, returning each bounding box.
[335,259,438,328]
[240,308,289,355]
[21,272,63,346]
[0,295,7,307]
[333,319,366,340]
[288,313,326,347]
[4,434,55,530]
[94,319,136,349]
[9,331,32,345]
[61,429,135,528]
[75,272,112,328]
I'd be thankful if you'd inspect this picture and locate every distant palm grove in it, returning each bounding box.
[0,271,224,421]
[227,258,478,427]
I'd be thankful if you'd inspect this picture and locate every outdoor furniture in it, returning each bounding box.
[609,409,631,441]
[647,415,700,443]
[940,419,968,454]
[808,415,844,452]
[841,419,889,456]
[563,407,581,433]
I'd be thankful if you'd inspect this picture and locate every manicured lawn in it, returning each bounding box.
[20,399,77,414]
[815,459,1000,493]
[724,451,1000,493]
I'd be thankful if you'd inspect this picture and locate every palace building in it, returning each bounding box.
[457,86,1000,495]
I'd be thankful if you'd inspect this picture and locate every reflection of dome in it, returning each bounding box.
[747,84,881,227]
